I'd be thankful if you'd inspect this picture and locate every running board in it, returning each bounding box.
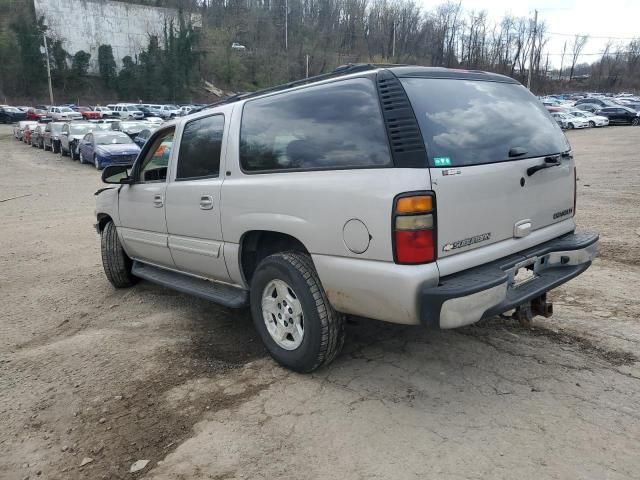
[132,261,249,308]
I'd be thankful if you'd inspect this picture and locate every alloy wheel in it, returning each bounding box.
[261,279,304,350]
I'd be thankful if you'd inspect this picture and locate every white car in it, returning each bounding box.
[158,105,181,119]
[551,112,589,129]
[569,110,609,127]
[48,106,83,121]
[110,104,145,120]
[231,42,246,51]
[93,106,114,117]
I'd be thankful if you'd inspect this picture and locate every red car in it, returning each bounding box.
[75,106,102,120]
[26,108,48,121]
[22,123,37,144]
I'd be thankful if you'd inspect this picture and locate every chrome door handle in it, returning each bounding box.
[199,195,214,210]
[153,194,164,208]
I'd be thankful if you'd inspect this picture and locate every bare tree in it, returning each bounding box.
[569,34,588,80]
[558,40,567,80]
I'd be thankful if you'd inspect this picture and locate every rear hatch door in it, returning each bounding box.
[400,75,575,264]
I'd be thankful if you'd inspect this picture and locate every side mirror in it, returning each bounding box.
[102,164,133,184]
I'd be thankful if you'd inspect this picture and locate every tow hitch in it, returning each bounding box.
[509,293,553,328]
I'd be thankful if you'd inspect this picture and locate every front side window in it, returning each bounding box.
[401,77,570,167]
[176,115,224,180]
[240,78,391,172]
[138,128,175,182]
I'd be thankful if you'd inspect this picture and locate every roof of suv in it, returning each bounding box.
[192,64,519,115]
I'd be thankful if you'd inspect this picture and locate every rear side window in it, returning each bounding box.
[240,78,391,172]
[401,78,570,167]
[176,115,224,180]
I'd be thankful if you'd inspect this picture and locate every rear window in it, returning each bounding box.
[401,78,570,167]
[240,78,391,172]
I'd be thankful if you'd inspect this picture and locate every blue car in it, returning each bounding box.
[133,127,158,148]
[77,131,141,170]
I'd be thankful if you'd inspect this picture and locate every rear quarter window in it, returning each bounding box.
[401,78,570,167]
[239,78,391,172]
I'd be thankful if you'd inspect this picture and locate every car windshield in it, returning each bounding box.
[50,124,63,133]
[127,106,140,111]
[59,107,73,112]
[70,125,93,135]
[165,105,178,110]
[5,107,20,112]
[95,133,133,145]
[401,77,570,167]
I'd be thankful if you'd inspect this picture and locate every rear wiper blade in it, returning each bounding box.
[527,156,562,177]
[508,146,528,157]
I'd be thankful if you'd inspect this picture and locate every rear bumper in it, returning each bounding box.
[420,232,598,329]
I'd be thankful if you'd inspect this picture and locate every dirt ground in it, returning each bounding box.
[1,124,639,480]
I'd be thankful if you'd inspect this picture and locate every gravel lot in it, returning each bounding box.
[1,124,639,480]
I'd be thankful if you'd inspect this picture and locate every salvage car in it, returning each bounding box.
[14,120,37,141]
[59,122,95,159]
[133,127,158,147]
[111,120,152,139]
[95,65,598,372]
[596,106,640,125]
[569,110,609,127]
[48,106,83,121]
[0,106,27,123]
[43,122,65,153]
[31,123,48,148]
[75,106,102,120]
[78,131,141,170]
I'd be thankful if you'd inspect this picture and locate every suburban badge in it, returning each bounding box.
[443,233,492,252]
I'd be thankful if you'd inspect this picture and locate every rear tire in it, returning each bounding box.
[250,252,345,373]
[101,221,137,288]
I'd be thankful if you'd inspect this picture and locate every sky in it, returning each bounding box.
[427,0,640,67]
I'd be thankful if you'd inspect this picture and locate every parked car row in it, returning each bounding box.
[11,117,169,170]
[541,91,640,129]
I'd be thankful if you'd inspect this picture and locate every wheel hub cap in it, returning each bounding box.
[261,279,304,350]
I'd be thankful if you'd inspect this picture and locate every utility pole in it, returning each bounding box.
[392,20,396,59]
[527,9,537,90]
[284,0,288,51]
[42,33,54,105]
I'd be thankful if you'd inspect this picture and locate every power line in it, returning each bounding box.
[547,32,639,41]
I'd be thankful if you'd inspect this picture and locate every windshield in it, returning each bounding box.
[95,133,133,145]
[5,107,20,112]
[165,105,178,110]
[401,78,570,167]
[59,107,73,112]
[51,124,63,133]
[127,106,140,111]
[70,125,92,135]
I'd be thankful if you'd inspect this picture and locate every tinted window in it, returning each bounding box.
[176,115,224,179]
[401,78,570,167]
[240,78,391,172]
[139,129,174,182]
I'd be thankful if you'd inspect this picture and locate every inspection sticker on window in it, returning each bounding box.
[433,157,452,167]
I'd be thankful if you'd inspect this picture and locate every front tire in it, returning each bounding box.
[79,151,85,164]
[589,121,595,128]
[101,221,137,288]
[250,252,345,373]
[94,155,102,170]
[632,118,639,126]
[568,123,575,129]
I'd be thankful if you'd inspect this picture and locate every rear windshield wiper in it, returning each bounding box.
[527,155,562,176]
[508,146,528,157]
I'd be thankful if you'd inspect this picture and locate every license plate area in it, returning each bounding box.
[510,258,540,288]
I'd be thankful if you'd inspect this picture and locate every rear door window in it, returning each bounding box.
[401,78,570,167]
[240,78,391,172]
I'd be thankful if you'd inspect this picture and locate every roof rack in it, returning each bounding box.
[192,63,405,113]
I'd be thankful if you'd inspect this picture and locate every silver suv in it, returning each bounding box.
[94,65,598,372]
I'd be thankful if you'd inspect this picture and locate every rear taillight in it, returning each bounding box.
[393,192,436,264]
[573,166,577,216]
